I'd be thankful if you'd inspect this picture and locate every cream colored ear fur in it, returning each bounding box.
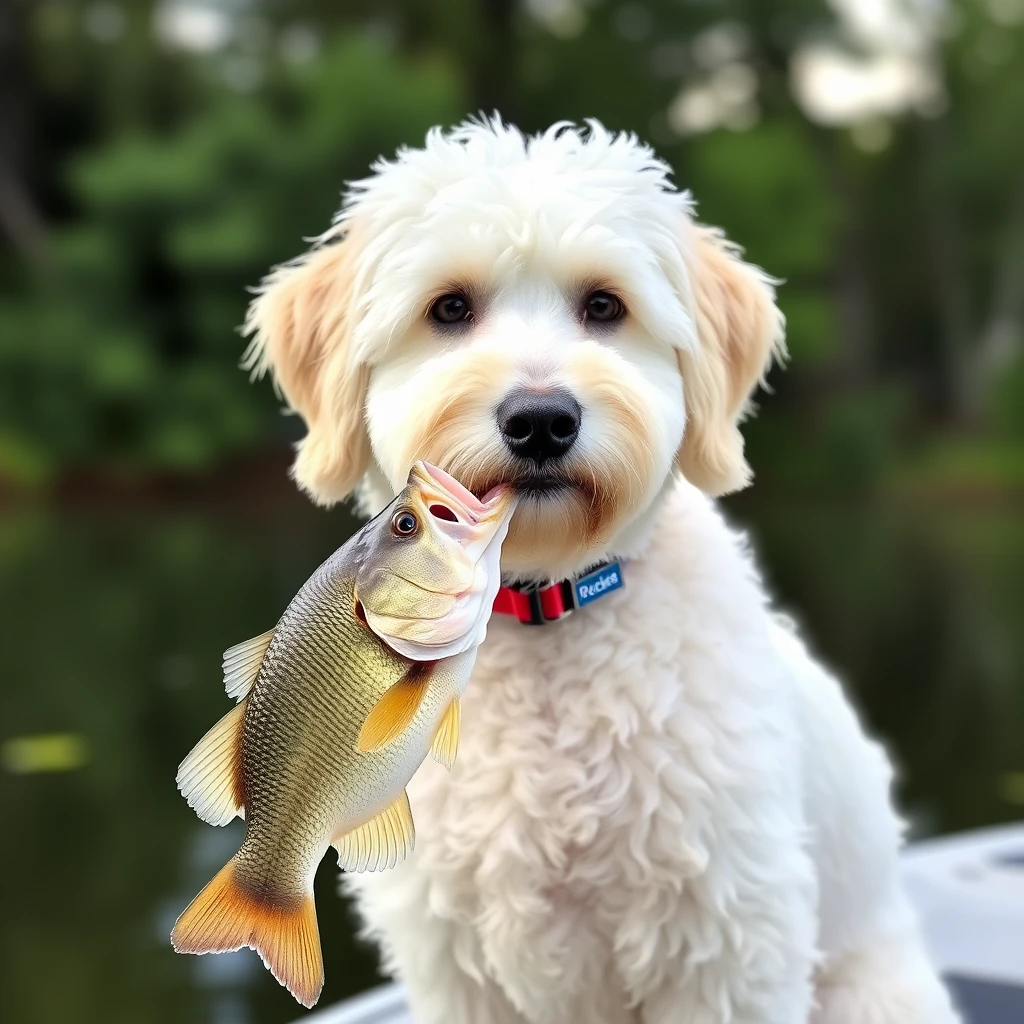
[243,231,370,504]
[676,224,786,496]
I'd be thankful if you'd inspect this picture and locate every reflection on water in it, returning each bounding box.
[734,495,1024,838]
[1,491,1021,1024]
[3,734,90,774]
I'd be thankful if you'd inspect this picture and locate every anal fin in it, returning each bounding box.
[333,790,415,873]
[430,697,460,770]
[176,699,247,825]
[356,666,431,752]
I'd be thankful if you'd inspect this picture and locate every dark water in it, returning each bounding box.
[1,489,1022,1024]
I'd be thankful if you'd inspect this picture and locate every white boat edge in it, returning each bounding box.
[305,982,410,1024]
[901,823,1024,987]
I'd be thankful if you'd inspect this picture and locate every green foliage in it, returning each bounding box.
[4,17,465,480]
[746,385,914,494]
[683,119,840,364]
[3,0,1024,490]
[987,352,1024,439]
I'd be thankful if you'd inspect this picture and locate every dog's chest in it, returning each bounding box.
[412,608,694,917]
[404,606,716,1018]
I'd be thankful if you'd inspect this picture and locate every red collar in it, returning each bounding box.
[492,561,624,626]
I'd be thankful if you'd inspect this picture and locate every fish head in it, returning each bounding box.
[354,462,517,660]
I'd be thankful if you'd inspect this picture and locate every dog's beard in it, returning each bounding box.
[473,464,613,536]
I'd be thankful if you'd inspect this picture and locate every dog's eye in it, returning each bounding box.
[430,293,472,325]
[583,291,625,324]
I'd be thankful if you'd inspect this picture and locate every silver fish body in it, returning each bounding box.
[236,559,474,893]
[170,462,516,1007]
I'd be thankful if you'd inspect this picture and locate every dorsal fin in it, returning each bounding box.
[176,699,247,825]
[332,790,415,872]
[223,627,275,701]
[356,664,432,753]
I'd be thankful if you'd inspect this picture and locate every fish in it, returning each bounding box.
[170,462,516,1007]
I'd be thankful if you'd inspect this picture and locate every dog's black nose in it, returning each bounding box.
[496,389,581,464]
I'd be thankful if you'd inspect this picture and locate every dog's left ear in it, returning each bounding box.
[675,224,785,496]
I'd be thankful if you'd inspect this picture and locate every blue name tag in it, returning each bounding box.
[573,562,624,608]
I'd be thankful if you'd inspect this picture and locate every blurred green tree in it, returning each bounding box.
[1,0,1022,492]
[1,0,466,480]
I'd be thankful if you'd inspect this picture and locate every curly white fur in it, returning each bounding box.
[245,119,960,1024]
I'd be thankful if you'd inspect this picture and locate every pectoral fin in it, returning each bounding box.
[223,627,275,701]
[176,699,247,825]
[356,665,432,752]
[430,697,460,770]
[333,790,415,872]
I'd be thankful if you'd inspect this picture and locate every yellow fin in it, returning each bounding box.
[223,627,275,701]
[356,667,431,752]
[171,858,324,1008]
[430,697,461,770]
[176,700,246,826]
[333,790,415,873]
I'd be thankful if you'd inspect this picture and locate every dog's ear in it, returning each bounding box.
[675,224,785,496]
[243,230,371,505]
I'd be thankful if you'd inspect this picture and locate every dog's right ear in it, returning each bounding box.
[243,230,371,505]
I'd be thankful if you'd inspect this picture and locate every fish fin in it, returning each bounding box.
[356,667,431,752]
[176,700,246,826]
[430,697,461,770]
[171,858,323,1008]
[223,627,275,701]
[333,790,416,873]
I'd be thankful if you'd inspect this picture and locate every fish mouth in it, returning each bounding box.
[407,461,516,525]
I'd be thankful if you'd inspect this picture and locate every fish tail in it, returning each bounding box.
[171,858,323,1008]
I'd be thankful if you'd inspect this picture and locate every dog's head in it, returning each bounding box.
[245,120,784,579]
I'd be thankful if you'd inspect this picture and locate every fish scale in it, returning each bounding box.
[169,461,517,1008]
[237,562,411,897]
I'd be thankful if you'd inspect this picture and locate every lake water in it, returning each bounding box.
[2,487,1022,1024]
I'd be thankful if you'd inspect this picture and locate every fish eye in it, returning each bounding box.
[583,290,625,324]
[391,511,418,537]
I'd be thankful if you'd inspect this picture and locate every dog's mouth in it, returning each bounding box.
[470,469,579,504]
[513,475,571,498]
[458,463,614,547]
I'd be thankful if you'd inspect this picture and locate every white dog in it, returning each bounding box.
[243,120,960,1024]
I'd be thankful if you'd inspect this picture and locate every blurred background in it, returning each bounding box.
[1,0,1022,1022]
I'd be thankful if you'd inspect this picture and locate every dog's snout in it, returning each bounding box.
[496,389,581,464]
